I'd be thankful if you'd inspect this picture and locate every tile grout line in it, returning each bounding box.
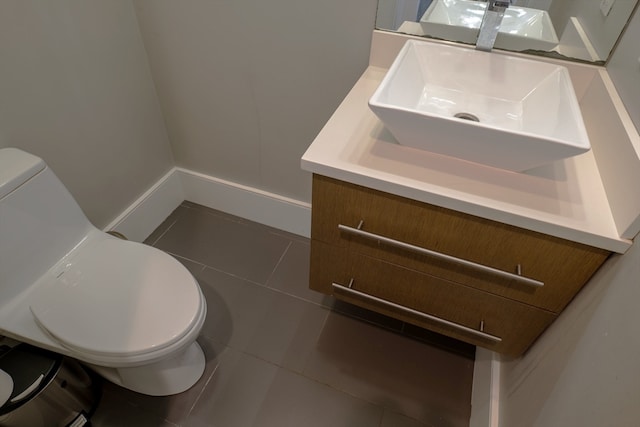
[234,343,394,427]
[191,262,267,288]
[166,251,208,274]
[184,347,228,422]
[263,240,293,288]
[148,217,179,247]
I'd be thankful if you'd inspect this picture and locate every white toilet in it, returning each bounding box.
[0,148,207,396]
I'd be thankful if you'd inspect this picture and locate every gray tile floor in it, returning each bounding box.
[91,202,475,427]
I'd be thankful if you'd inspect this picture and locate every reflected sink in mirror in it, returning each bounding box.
[368,40,591,172]
[420,0,559,52]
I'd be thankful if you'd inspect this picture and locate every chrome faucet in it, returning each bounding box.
[476,0,512,52]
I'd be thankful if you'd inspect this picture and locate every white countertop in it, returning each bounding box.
[302,66,631,253]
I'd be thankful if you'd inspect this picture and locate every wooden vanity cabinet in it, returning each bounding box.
[309,175,611,356]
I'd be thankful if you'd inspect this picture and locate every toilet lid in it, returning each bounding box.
[29,238,202,357]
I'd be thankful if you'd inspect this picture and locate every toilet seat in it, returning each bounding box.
[29,238,203,360]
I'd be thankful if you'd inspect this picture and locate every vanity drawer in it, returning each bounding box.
[311,174,610,313]
[329,250,555,356]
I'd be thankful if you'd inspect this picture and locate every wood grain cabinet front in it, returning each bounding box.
[310,174,611,356]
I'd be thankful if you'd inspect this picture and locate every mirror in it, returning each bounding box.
[376,0,639,63]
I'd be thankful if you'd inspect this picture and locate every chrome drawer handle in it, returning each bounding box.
[332,281,502,342]
[338,223,544,288]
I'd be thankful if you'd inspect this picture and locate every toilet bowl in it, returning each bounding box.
[0,148,207,396]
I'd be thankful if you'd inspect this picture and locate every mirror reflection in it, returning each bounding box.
[376,0,639,63]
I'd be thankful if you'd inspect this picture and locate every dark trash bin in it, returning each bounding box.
[0,344,100,427]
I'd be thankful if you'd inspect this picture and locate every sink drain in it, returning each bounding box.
[454,112,480,122]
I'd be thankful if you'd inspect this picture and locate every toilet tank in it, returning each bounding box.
[0,148,94,306]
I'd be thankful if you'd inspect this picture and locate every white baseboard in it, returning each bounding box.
[470,348,502,427]
[177,168,311,238]
[104,167,185,242]
[105,167,312,242]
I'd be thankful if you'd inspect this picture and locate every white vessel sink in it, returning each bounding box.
[368,40,590,171]
[420,0,559,52]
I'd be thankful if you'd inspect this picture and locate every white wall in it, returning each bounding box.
[498,9,640,426]
[132,0,378,204]
[0,0,377,229]
[376,0,421,30]
[607,5,640,134]
[499,240,640,426]
[511,0,552,10]
[549,0,637,60]
[0,1,174,228]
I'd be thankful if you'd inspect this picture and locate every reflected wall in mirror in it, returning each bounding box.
[376,0,639,63]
